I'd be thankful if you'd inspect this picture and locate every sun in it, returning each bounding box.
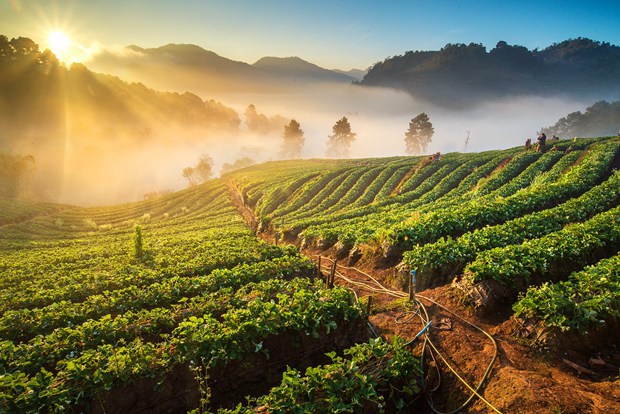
[47,31,71,59]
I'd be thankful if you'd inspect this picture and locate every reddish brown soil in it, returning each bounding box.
[327,260,620,414]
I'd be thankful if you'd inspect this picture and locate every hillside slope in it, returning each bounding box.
[89,43,356,94]
[2,137,619,413]
[359,38,620,107]
[228,135,620,348]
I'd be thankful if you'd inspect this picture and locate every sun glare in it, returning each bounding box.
[48,30,70,59]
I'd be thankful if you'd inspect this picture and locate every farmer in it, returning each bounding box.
[537,132,547,153]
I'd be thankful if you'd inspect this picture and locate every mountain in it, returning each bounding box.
[89,43,356,94]
[331,68,367,81]
[253,56,356,83]
[127,43,257,77]
[358,38,620,107]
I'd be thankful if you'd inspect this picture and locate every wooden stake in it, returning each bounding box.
[329,260,337,288]
[366,296,373,316]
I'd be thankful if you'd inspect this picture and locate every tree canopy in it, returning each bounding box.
[220,157,256,175]
[182,154,213,187]
[404,113,434,155]
[326,117,356,158]
[244,104,287,135]
[280,119,305,159]
[542,100,620,138]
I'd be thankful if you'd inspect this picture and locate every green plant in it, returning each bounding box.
[133,225,143,260]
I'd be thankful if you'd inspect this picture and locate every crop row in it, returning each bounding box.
[285,168,370,222]
[294,153,498,245]
[0,268,314,376]
[268,168,350,218]
[464,204,620,286]
[0,253,313,342]
[404,170,620,280]
[513,253,620,334]
[254,172,321,217]
[0,280,361,412]
[318,166,386,215]
[296,147,566,247]
[298,149,554,247]
[0,235,286,313]
[218,337,422,414]
[384,141,618,250]
[0,180,234,248]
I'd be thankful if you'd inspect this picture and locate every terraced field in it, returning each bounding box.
[2,136,619,413]
[1,180,414,412]
[228,136,620,345]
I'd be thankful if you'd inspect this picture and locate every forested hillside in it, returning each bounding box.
[359,38,620,106]
[0,35,239,203]
[542,100,620,138]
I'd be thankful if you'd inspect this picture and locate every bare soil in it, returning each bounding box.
[325,259,620,414]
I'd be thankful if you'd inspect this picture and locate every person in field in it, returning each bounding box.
[537,132,547,153]
[525,138,532,150]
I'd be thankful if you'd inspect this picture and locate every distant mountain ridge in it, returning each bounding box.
[127,43,257,76]
[252,56,356,83]
[358,38,620,107]
[91,43,358,93]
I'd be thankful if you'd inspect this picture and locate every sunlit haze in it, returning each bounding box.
[1,1,619,206]
[47,30,69,59]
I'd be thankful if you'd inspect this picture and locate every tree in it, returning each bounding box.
[220,157,256,175]
[182,154,214,187]
[542,100,620,138]
[280,119,305,159]
[405,113,434,155]
[245,104,287,135]
[326,117,356,158]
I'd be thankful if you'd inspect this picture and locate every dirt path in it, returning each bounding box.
[224,179,258,233]
[225,189,620,414]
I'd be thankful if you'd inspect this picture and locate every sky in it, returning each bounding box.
[1,0,620,70]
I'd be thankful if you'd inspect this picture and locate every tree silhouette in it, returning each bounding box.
[326,116,356,158]
[405,113,434,155]
[244,104,287,135]
[280,119,305,159]
[220,157,256,175]
[182,154,213,186]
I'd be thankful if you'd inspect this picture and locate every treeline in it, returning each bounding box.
[0,35,241,142]
[359,38,620,106]
[542,100,620,138]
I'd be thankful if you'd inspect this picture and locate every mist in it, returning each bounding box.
[206,83,587,158]
[5,42,594,206]
[25,82,588,207]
